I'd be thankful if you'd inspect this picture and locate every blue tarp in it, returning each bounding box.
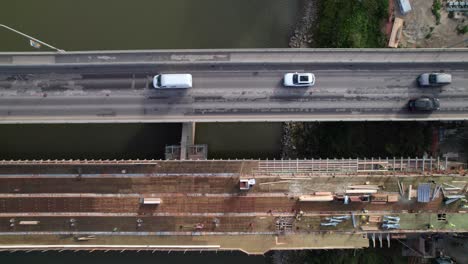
[417,183,431,203]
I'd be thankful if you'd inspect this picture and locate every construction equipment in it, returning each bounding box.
[240,179,256,190]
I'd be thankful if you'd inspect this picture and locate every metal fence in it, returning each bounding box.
[0,157,460,176]
[253,157,450,175]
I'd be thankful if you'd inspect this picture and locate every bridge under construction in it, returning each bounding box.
[0,158,466,254]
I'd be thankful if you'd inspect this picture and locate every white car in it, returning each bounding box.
[283,72,315,87]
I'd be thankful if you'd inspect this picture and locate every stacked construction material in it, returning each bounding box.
[320,215,350,227]
[426,182,466,205]
[346,185,380,194]
[397,181,405,198]
[371,193,400,204]
[382,215,400,230]
[345,184,400,204]
[432,185,442,201]
[371,194,387,204]
[345,184,379,203]
[442,183,466,205]
[298,192,334,202]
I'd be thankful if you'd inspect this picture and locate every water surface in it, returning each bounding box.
[196,123,283,159]
[1,0,299,51]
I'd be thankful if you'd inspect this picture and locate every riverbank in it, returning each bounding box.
[316,0,388,47]
[281,122,434,159]
[289,0,318,47]
[289,0,388,48]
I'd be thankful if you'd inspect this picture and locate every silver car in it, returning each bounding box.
[417,73,451,87]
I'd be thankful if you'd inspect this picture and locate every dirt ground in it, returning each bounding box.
[398,0,468,48]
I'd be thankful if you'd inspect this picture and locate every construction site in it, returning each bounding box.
[0,158,466,255]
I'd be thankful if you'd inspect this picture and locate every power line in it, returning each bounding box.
[0,24,65,53]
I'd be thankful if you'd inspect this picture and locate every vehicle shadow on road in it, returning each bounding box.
[270,78,312,101]
[393,107,436,120]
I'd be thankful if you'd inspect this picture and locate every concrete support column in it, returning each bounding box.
[180,122,196,160]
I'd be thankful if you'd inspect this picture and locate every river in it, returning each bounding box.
[0,123,283,160]
[0,251,268,264]
[1,0,299,51]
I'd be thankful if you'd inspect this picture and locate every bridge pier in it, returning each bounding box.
[180,122,196,160]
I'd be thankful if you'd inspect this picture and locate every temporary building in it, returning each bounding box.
[398,0,412,15]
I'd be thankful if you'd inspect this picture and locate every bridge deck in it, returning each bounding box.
[1,49,468,123]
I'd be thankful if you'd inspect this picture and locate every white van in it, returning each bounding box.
[153,74,192,89]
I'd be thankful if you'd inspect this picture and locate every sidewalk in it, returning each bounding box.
[1,49,468,66]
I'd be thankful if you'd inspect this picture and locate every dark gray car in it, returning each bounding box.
[408,97,440,111]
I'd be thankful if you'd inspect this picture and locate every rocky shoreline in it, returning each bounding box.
[281,122,302,159]
[288,0,319,48]
[282,0,320,158]
[281,0,319,159]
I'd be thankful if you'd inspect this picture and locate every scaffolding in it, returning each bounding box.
[165,144,208,160]
[253,157,450,175]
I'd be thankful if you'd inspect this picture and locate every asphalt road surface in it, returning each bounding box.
[0,63,467,123]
